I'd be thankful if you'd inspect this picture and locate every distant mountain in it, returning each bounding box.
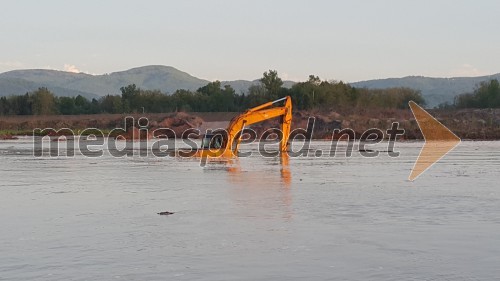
[0,77,100,99]
[0,65,294,100]
[350,74,500,107]
[0,65,209,99]
[1,65,499,108]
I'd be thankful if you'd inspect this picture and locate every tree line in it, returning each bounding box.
[0,70,425,115]
[445,79,500,109]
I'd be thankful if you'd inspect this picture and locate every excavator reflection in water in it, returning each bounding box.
[217,155,293,219]
[223,154,291,187]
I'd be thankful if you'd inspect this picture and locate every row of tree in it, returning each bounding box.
[451,79,500,108]
[0,88,101,115]
[0,71,425,115]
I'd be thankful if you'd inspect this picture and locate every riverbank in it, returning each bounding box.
[1,108,500,140]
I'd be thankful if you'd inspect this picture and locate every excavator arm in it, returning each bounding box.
[226,96,292,155]
[197,96,292,157]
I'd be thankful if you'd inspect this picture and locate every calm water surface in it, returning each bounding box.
[1,139,499,280]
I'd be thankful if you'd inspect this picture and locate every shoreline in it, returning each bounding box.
[1,108,500,140]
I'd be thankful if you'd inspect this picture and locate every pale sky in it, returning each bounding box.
[1,0,499,82]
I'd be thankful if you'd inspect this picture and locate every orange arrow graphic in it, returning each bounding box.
[408,101,461,181]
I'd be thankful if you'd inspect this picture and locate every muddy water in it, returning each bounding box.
[1,139,499,280]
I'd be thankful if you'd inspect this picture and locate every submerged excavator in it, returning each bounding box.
[194,96,292,158]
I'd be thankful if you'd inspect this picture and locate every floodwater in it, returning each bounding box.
[1,138,499,280]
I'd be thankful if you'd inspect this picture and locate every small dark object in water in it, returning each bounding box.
[358,149,394,153]
[157,211,175,216]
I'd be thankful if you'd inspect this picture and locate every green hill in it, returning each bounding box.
[0,65,209,98]
[0,77,99,99]
[351,74,500,107]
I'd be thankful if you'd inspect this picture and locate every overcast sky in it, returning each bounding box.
[1,0,499,82]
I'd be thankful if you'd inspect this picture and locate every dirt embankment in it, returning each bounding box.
[295,108,500,140]
[1,108,500,140]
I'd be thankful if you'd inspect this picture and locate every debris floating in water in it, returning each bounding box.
[157,211,175,216]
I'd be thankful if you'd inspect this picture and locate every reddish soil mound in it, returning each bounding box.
[0,134,18,140]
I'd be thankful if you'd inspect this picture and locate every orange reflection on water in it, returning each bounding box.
[225,154,291,188]
[225,154,293,220]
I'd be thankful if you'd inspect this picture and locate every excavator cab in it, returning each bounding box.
[201,134,223,150]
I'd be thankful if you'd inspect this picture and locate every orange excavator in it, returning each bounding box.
[195,96,292,158]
